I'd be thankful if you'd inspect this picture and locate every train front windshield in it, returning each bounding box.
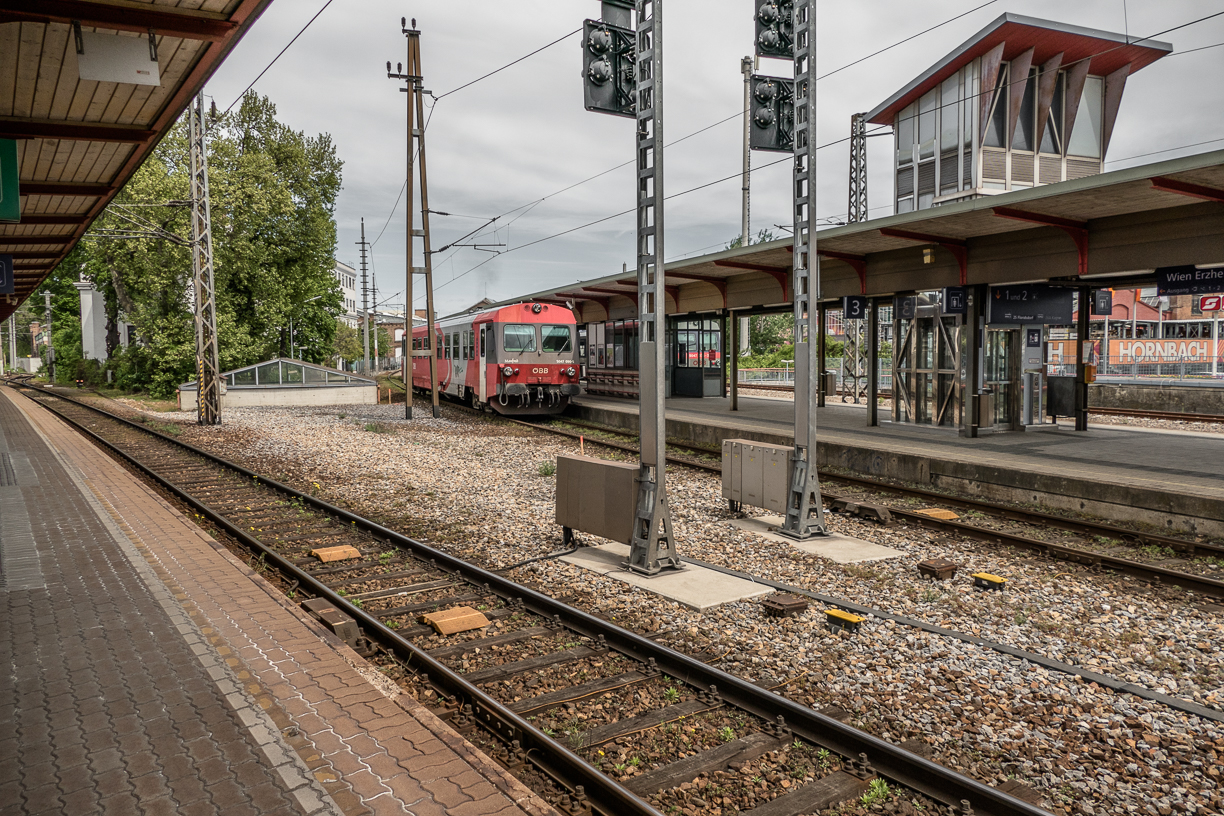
[541,326,573,353]
[503,324,537,353]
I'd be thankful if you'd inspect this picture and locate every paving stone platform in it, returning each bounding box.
[0,387,553,816]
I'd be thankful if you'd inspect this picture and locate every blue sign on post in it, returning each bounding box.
[0,255,13,295]
[1156,265,1224,296]
[943,286,967,314]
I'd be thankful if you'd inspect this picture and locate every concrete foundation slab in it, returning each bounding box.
[729,515,904,563]
[560,543,773,610]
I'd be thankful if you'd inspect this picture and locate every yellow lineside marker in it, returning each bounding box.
[972,572,1007,591]
[915,508,960,520]
[825,608,865,634]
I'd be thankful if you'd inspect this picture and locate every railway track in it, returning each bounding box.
[1088,406,1224,424]
[9,383,1049,816]
[510,415,1224,601]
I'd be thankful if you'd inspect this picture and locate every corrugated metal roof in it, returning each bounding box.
[0,0,277,321]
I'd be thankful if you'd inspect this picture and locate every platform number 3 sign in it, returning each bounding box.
[842,295,868,319]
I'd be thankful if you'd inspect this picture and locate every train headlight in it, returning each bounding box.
[566,367,576,377]
[502,366,514,377]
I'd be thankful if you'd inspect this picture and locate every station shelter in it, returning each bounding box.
[486,15,1223,436]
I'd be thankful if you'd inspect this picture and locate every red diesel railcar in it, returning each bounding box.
[410,302,579,416]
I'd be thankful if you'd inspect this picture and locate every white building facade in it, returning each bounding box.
[333,261,360,328]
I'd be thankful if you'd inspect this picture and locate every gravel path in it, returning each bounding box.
[136,400,1223,815]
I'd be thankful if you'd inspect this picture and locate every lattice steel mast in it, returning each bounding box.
[779,0,826,539]
[189,94,221,426]
[847,112,868,224]
[626,0,681,575]
[358,218,370,374]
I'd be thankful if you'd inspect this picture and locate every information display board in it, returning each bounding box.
[988,285,1073,325]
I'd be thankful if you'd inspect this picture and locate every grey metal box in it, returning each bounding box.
[741,444,763,507]
[556,455,637,545]
[721,438,793,512]
[721,442,738,500]
[763,446,790,513]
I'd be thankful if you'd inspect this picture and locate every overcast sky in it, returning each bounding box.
[202,0,1224,316]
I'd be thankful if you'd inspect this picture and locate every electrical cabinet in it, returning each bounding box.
[721,439,792,512]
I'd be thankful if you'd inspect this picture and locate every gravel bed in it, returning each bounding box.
[124,400,1223,814]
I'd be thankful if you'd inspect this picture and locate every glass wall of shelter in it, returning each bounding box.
[580,314,725,396]
[221,358,373,387]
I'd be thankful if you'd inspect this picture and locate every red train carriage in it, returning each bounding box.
[410,302,579,416]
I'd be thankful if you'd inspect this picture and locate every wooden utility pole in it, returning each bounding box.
[389,19,440,417]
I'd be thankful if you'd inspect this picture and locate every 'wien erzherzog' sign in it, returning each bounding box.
[1156,265,1224,296]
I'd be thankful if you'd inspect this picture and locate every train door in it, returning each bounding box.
[982,327,1020,431]
[478,325,488,404]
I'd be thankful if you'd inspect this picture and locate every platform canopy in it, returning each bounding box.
[0,0,276,322]
[492,149,1224,322]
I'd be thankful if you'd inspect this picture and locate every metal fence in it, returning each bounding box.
[740,361,893,392]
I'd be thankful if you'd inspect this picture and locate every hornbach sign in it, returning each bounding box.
[0,139,18,223]
[1157,265,1224,296]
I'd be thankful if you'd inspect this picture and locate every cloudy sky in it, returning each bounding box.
[203,0,1224,316]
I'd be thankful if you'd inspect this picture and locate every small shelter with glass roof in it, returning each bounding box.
[178,358,376,411]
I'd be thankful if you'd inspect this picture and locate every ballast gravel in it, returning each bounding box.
[138,400,1224,816]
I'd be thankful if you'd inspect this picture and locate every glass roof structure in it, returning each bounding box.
[180,358,375,390]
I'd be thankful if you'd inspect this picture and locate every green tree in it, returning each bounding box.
[49,91,344,398]
[725,228,777,250]
[332,321,361,366]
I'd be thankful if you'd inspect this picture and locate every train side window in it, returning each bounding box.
[503,324,537,353]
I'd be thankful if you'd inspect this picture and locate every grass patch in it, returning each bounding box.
[365,422,396,434]
[142,418,182,436]
[538,461,557,477]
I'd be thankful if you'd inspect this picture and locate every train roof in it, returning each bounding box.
[419,302,576,330]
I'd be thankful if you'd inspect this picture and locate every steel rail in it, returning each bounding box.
[16,384,1051,816]
[1089,406,1224,424]
[15,388,659,816]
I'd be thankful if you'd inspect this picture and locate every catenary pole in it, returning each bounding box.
[359,219,370,374]
[625,0,682,575]
[779,0,827,539]
[43,292,54,383]
[410,27,441,418]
